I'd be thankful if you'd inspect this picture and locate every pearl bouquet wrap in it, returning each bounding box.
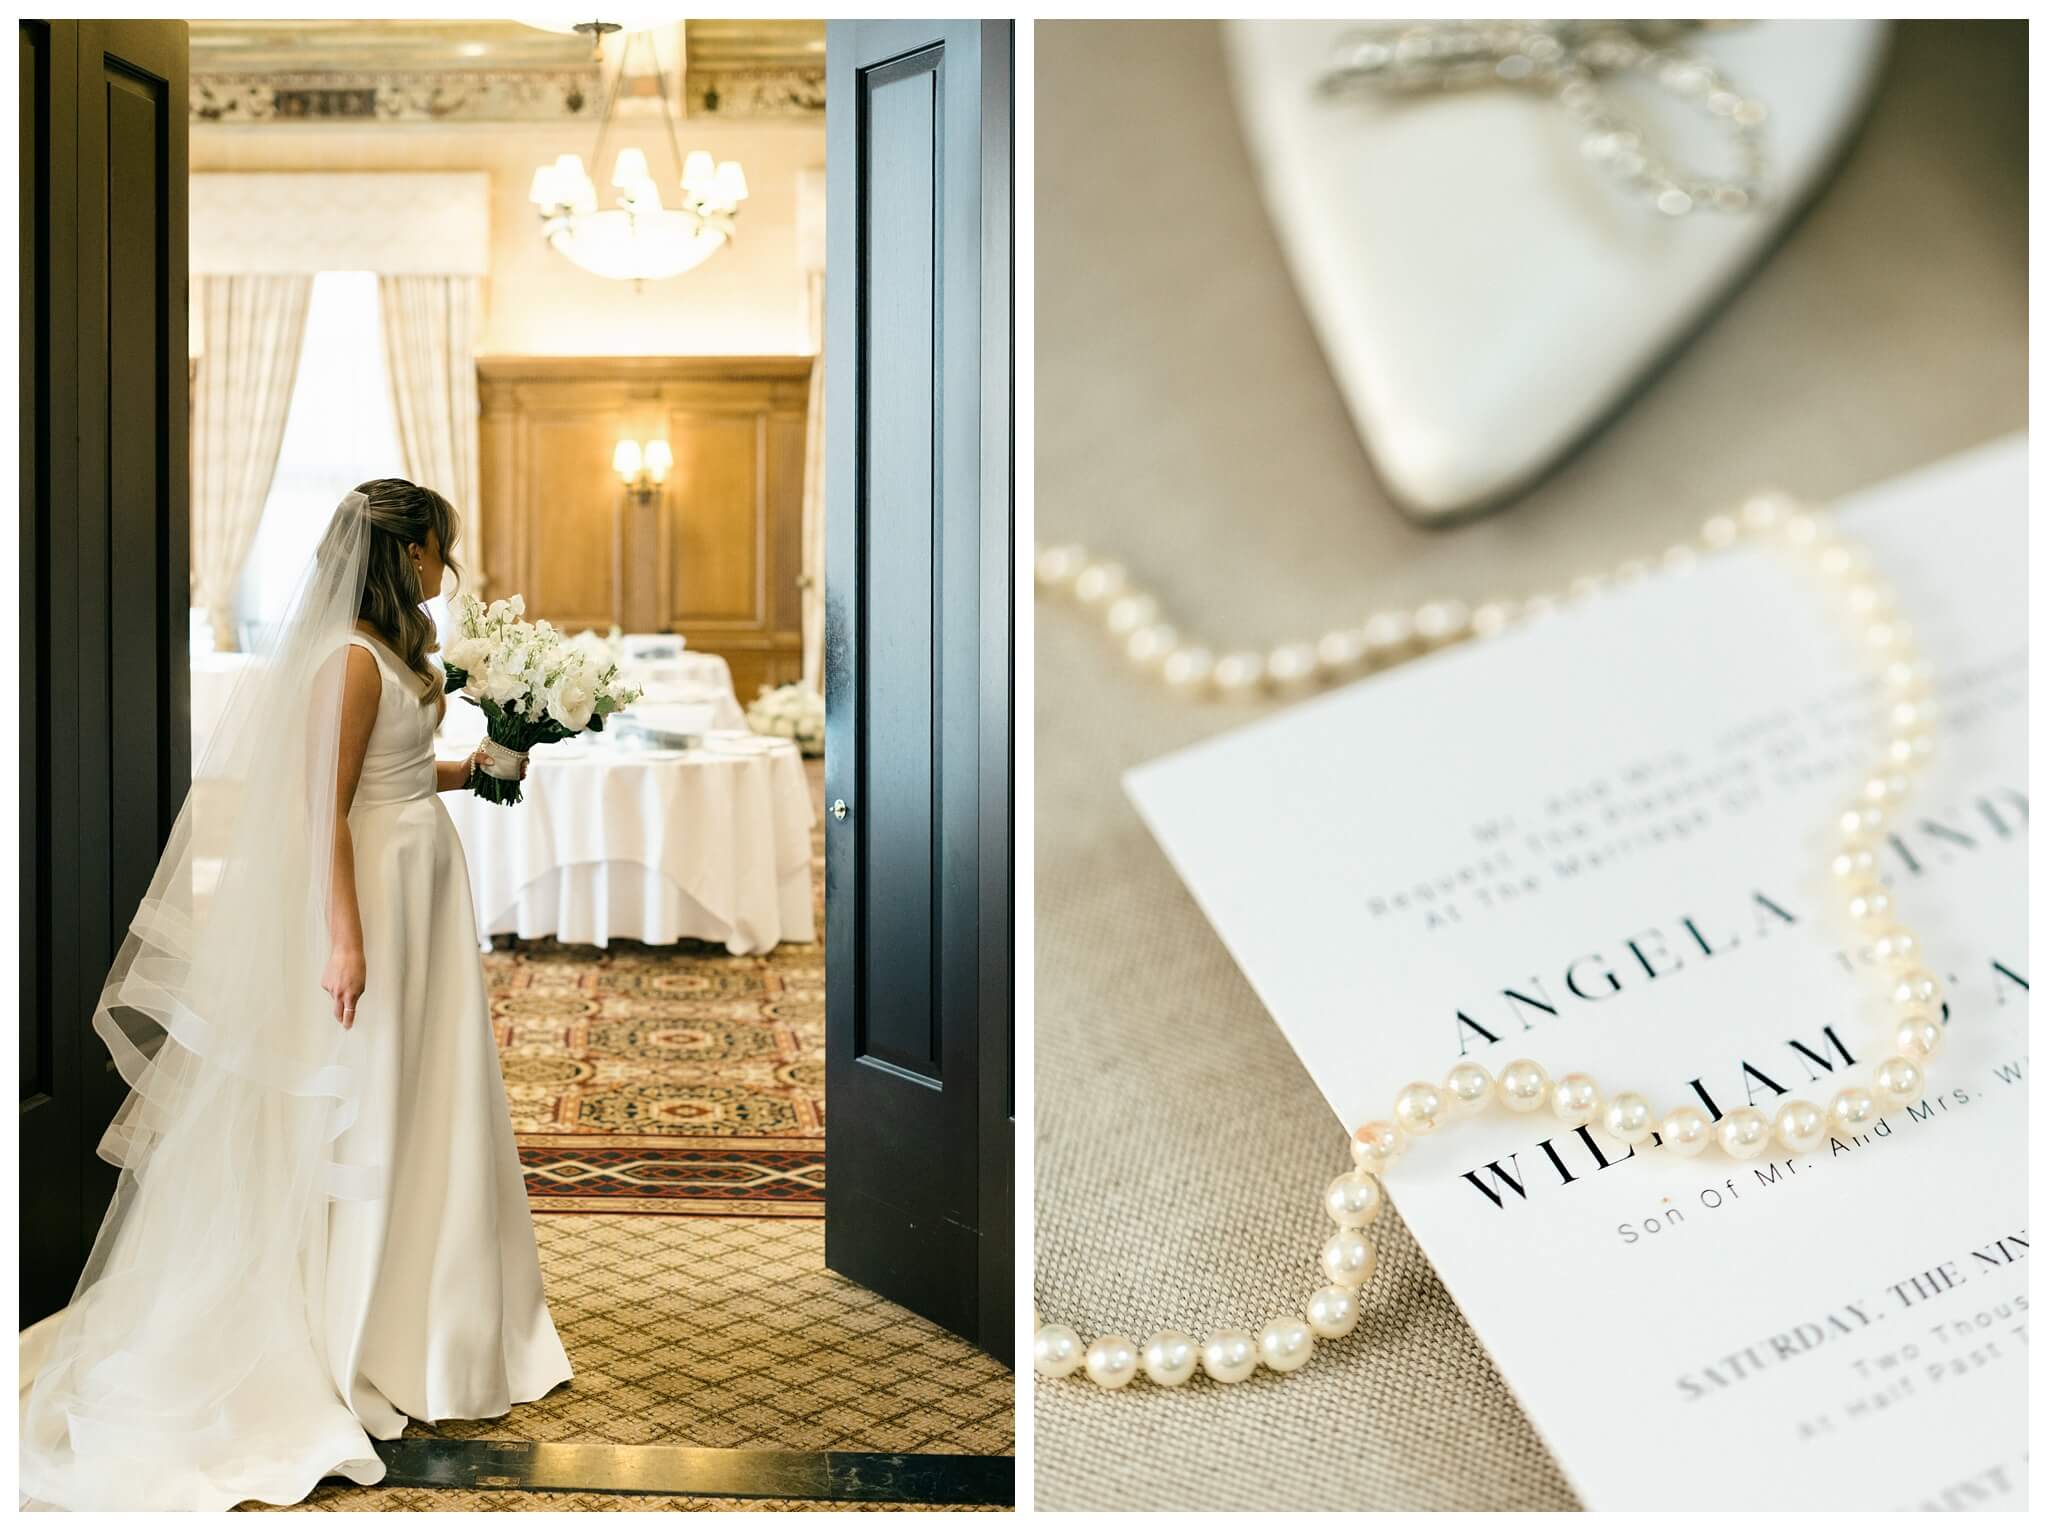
[440,592,642,805]
[474,736,530,782]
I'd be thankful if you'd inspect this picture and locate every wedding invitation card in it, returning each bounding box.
[1126,438,2028,1510]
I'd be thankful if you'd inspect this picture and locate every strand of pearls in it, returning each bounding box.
[1034,519,1757,700]
[1034,493,1944,1388]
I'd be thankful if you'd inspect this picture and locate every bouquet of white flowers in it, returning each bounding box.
[441,593,642,804]
[746,680,825,756]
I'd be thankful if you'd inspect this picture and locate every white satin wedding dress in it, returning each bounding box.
[323,634,573,1441]
[20,495,570,1512]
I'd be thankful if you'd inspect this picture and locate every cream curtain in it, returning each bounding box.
[191,274,314,651]
[378,275,483,592]
[800,272,826,694]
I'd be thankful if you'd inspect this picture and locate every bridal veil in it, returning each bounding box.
[20,491,395,1508]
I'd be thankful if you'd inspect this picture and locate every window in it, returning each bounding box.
[231,271,406,646]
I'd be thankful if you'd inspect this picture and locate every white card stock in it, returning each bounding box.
[1127,439,2028,1510]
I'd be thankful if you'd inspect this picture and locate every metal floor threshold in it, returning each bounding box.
[362,1438,1014,1507]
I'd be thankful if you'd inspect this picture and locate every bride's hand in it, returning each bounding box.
[471,740,529,780]
[322,945,366,1029]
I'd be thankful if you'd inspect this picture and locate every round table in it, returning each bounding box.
[437,730,815,954]
[620,651,748,731]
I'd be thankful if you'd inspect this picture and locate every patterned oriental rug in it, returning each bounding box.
[486,761,826,1217]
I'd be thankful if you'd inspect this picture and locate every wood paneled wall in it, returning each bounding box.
[476,355,811,704]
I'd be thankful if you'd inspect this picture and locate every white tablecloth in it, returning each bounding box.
[620,651,748,731]
[438,732,815,954]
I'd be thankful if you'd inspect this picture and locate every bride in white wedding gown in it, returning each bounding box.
[20,481,571,1511]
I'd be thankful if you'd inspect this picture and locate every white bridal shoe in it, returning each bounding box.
[1224,20,1890,519]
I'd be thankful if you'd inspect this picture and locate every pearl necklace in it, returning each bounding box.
[1033,492,1945,1389]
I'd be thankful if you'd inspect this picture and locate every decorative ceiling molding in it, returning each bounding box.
[190,173,491,275]
[685,66,825,119]
[681,19,826,118]
[190,20,595,73]
[192,69,601,125]
[189,19,826,125]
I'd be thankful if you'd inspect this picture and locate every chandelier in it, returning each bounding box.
[526,23,747,286]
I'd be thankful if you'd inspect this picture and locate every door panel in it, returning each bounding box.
[104,62,177,966]
[824,19,1013,1364]
[523,413,621,630]
[664,411,763,626]
[860,48,940,1079]
[19,18,188,1324]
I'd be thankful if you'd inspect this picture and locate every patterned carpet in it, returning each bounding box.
[489,760,826,1216]
[419,1219,1013,1456]
[248,1217,1014,1513]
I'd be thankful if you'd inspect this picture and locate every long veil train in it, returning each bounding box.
[20,492,396,1508]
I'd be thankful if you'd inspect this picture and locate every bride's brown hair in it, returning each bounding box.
[353,477,461,701]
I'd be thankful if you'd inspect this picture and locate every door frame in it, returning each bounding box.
[971,18,1014,1367]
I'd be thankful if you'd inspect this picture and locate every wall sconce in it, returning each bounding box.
[614,437,673,501]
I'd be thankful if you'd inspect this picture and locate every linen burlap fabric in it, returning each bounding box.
[1031,21,2025,1513]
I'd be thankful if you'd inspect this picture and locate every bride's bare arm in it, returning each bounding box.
[322,648,379,1029]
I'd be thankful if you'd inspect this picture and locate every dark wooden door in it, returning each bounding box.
[823,19,1013,1363]
[19,17,189,1325]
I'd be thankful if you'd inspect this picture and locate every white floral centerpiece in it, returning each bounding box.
[441,593,641,804]
[747,680,824,756]
[568,624,626,666]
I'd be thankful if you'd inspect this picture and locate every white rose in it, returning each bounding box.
[444,635,491,674]
[544,669,597,731]
[482,649,530,707]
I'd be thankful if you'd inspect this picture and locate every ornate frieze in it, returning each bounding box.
[191,70,601,125]
[687,67,827,118]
